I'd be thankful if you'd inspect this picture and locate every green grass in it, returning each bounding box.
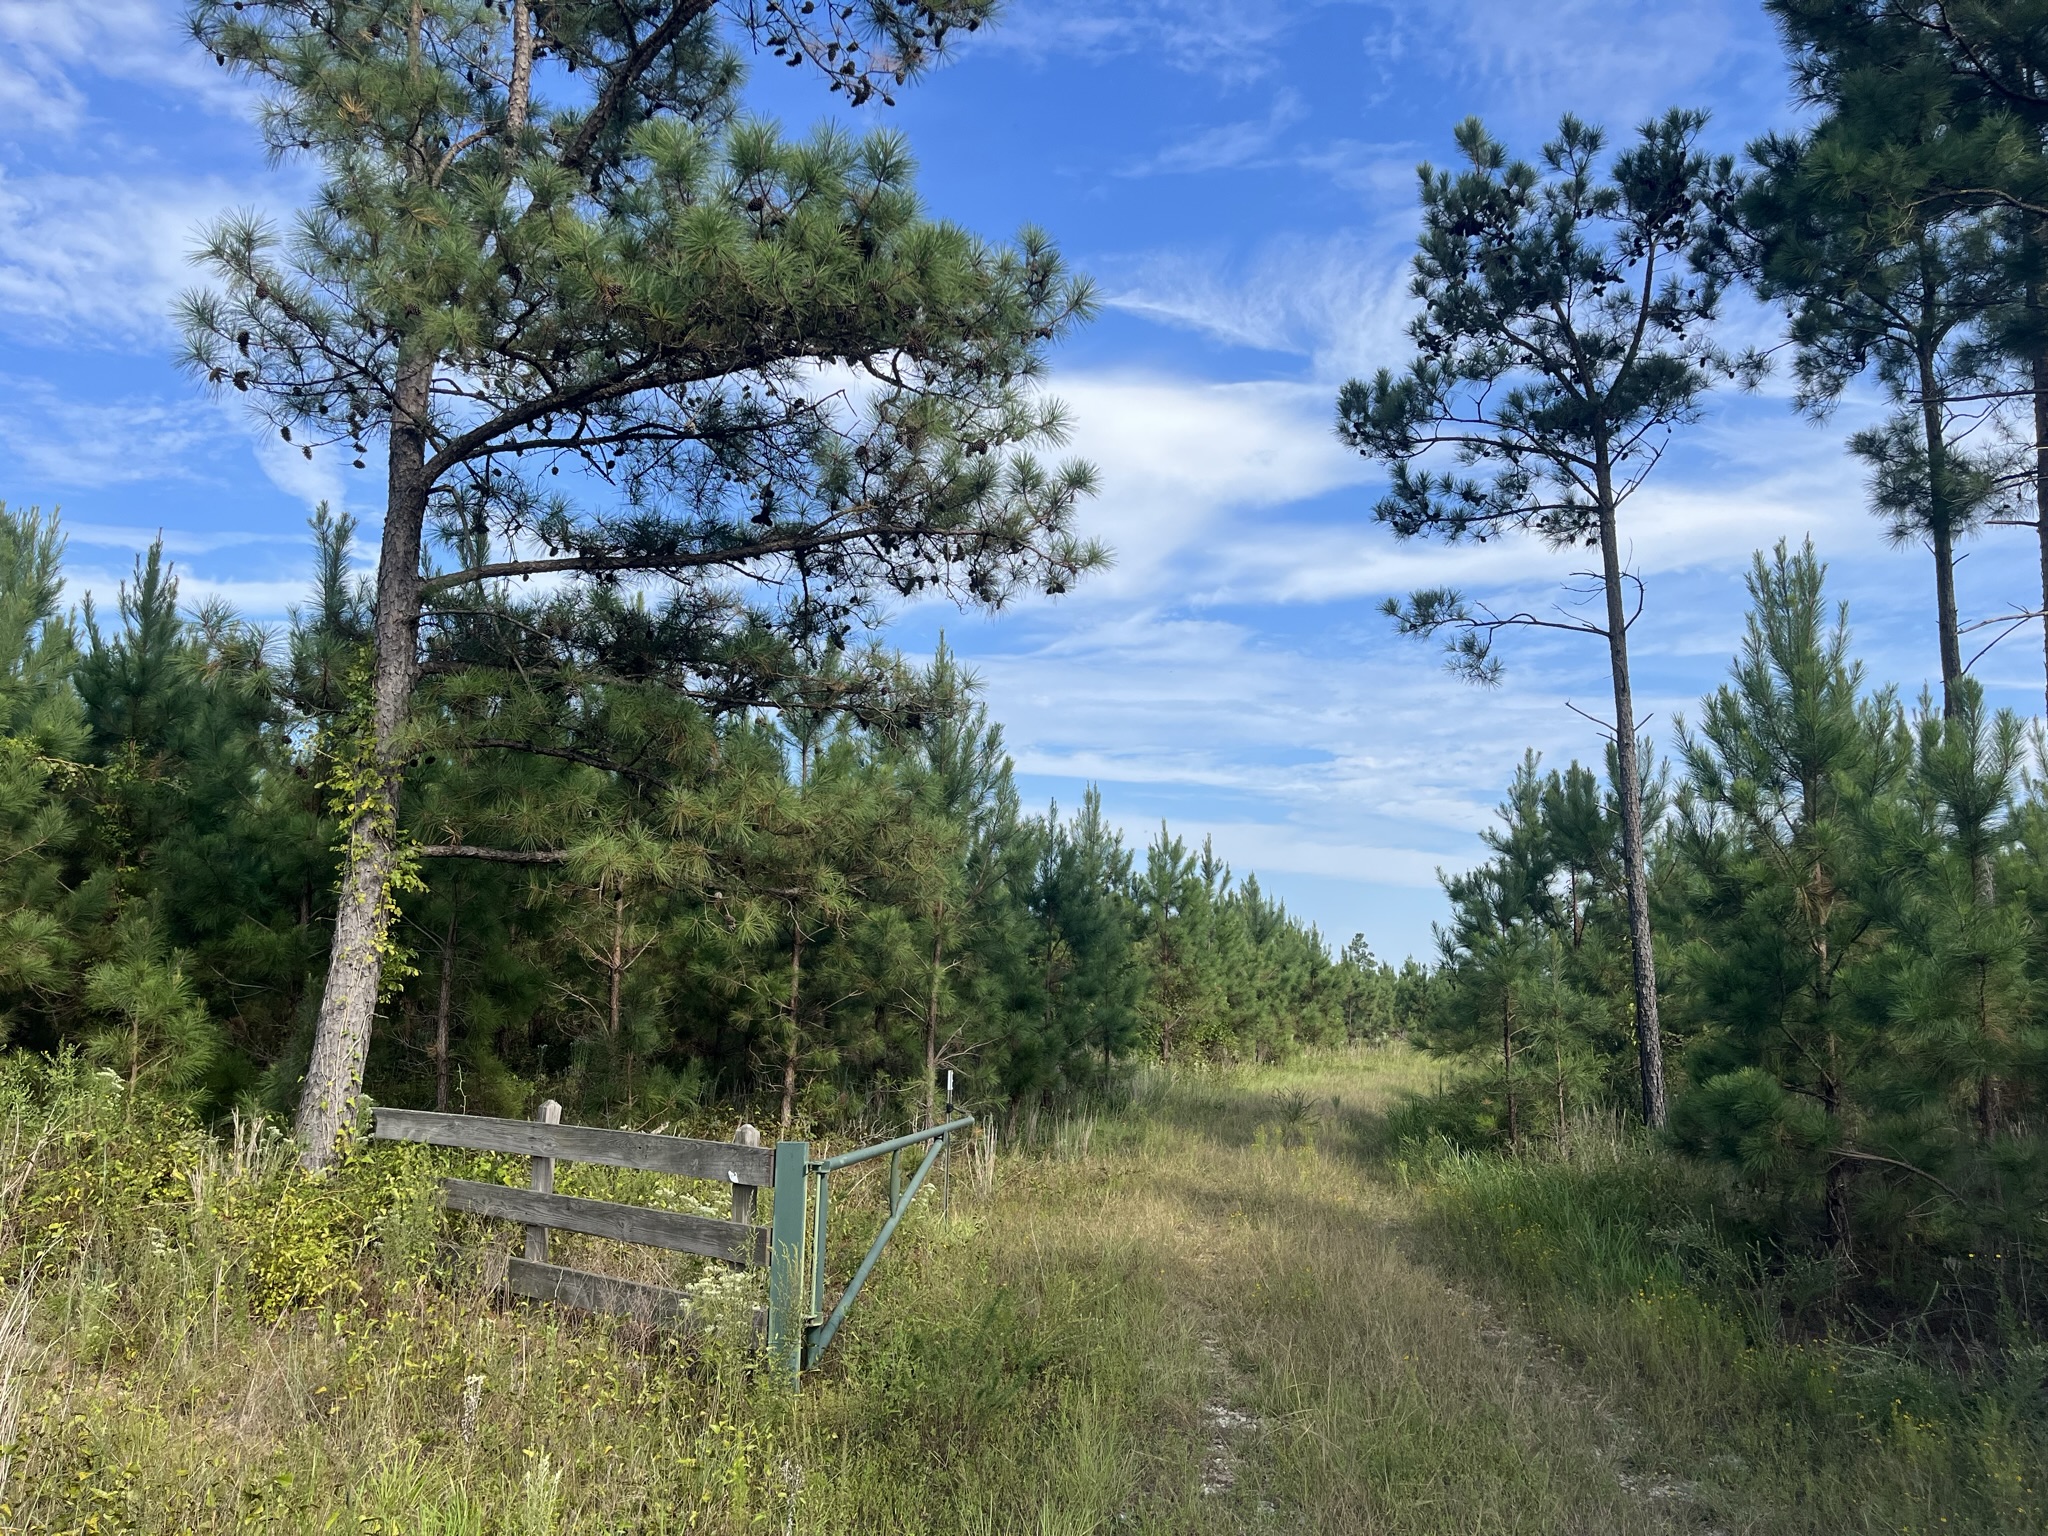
[1391,1105,2048,1535]
[1,1048,2041,1533]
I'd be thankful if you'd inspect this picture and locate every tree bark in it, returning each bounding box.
[434,907,457,1112]
[923,914,943,1128]
[1502,991,1518,1157]
[1554,1041,1568,1158]
[506,0,534,132]
[1595,455,1669,1129]
[608,884,625,1043]
[293,350,432,1169]
[2034,348,2048,720]
[1919,352,1964,718]
[1825,1157,1854,1257]
[780,920,803,1131]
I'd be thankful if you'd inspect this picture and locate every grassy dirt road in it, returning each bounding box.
[17,1047,2024,1533]
[807,1048,1733,1534]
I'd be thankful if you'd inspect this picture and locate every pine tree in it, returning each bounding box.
[1542,761,1612,953]
[1003,790,1138,1120]
[1337,111,1750,1128]
[1743,38,2005,717]
[184,0,1103,1165]
[0,507,84,1042]
[896,640,1019,1123]
[1868,679,2028,1147]
[1767,1,2048,715]
[1133,823,1216,1062]
[1667,541,1907,1253]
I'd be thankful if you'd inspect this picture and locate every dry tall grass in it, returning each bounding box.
[1,1048,2038,1532]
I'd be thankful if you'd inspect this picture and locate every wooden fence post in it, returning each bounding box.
[731,1123,761,1226]
[766,1138,809,1385]
[525,1099,562,1264]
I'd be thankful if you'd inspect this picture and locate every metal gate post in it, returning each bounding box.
[766,1139,809,1385]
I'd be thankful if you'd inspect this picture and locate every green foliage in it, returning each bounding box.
[81,917,220,1094]
[0,508,1350,1139]
[0,1052,437,1317]
[181,0,1103,713]
[1337,108,1752,677]
[1402,1119,2048,1534]
[1413,540,2048,1348]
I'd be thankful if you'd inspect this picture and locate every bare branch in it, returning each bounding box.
[417,844,572,863]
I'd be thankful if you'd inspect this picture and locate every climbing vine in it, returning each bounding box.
[322,663,425,1001]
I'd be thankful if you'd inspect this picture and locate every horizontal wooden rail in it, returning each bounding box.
[371,1108,774,1187]
[506,1258,692,1324]
[442,1179,769,1266]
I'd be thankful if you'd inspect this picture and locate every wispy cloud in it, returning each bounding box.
[1100,231,1416,377]
[60,520,306,557]
[984,0,1342,85]
[63,556,313,626]
[0,169,248,344]
[1123,90,1309,175]
[1036,371,1374,594]
[0,373,218,490]
[1361,0,1788,134]
[0,0,246,136]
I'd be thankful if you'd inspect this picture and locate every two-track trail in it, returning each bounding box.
[810,1048,1720,1534]
[1106,1052,1714,1534]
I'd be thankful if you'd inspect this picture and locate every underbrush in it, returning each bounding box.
[0,1054,1208,1534]
[1384,1086,2048,1533]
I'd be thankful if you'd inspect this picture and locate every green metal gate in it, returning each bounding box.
[766,1114,976,1380]
[372,1098,976,1385]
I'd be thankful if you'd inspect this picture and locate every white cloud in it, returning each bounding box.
[0,373,217,490]
[1100,230,1416,377]
[1362,0,1786,133]
[64,557,310,625]
[247,415,360,515]
[0,168,246,344]
[1041,371,1374,593]
[61,520,304,557]
[983,0,1326,85]
[1124,90,1308,176]
[1161,822,1450,889]
[0,0,246,136]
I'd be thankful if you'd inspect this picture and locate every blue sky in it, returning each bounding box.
[1,0,2037,961]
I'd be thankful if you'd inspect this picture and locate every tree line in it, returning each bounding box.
[1351,2,2048,1338]
[1422,544,2045,1336]
[0,505,1407,1136]
[1343,2,2048,1127]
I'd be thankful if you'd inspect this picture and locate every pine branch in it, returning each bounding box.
[557,1,717,174]
[416,844,572,863]
[1831,1147,1964,1203]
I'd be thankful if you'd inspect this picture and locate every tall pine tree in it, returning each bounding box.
[183,0,1102,1163]
[1338,111,1750,1127]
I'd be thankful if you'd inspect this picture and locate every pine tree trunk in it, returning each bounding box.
[1822,1057,1851,1255]
[506,0,534,131]
[1595,455,1668,1129]
[780,921,803,1131]
[609,886,625,1042]
[2035,349,2048,720]
[1554,1041,1568,1158]
[1976,846,2001,1141]
[293,351,432,1169]
[434,908,457,1112]
[1825,1157,1854,1258]
[923,910,943,1127]
[1920,350,1964,718]
[1502,992,1518,1157]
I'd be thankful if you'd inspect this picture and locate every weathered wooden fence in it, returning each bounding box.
[369,1099,974,1383]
